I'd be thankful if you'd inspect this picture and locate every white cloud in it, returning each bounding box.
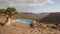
[0,0,54,7]
[48,1,54,4]
[7,0,54,7]
[29,0,54,6]
[0,0,56,13]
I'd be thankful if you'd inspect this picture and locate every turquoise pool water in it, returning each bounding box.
[15,19,34,24]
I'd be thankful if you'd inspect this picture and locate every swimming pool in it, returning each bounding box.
[15,19,34,24]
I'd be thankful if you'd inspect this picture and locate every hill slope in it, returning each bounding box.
[40,12,60,24]
[12,13,50,20]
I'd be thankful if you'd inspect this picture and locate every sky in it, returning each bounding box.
[0,0,60,13]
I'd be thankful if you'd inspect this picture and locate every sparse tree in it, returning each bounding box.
[0,7,17,26]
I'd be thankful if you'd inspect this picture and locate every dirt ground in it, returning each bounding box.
[0,22,60,34]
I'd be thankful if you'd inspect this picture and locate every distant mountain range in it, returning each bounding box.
[40,12,60,24]
[12,12,50,20]
[12,12,60,24]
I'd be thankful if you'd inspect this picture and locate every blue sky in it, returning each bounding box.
[0,0,60,13]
